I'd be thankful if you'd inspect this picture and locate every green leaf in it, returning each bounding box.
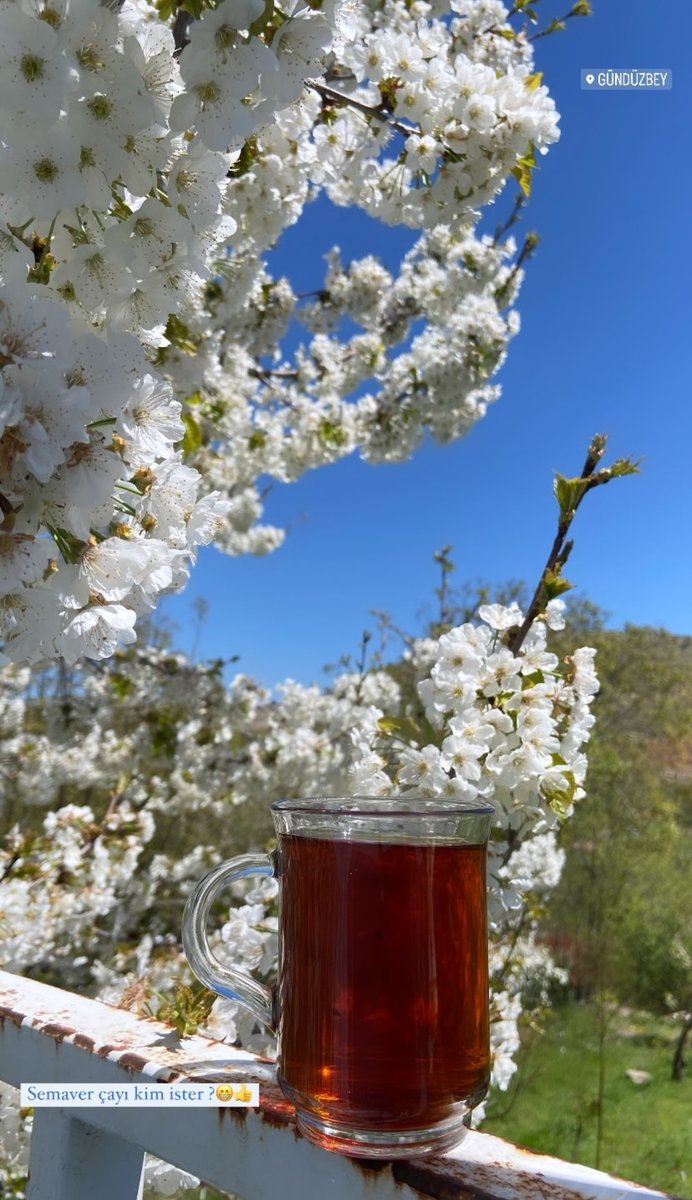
[249,0,274,35]
[543,792,569,820]
[511,144,536,197]
[248,430,266,450]
[110,673,134,699]
[318,419,347,448]
[149,713,178,758]
[377,715,422,744]
[542,568,573,600]
[524,72,543,91]
[180,411,202,456]
[554,473,587,516]
[164,314,200,354]
[604,458,641,481]
[181,0,205,17]
[228,136,259,179]
[204,280,224,305]
[540,757,578,818]
[420,716,441,745]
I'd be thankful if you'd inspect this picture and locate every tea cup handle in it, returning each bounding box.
[182,855,276,1033]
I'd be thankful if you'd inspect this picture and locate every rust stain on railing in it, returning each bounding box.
[0,1003,27,1027]
[0,1001,170,1078]
[394,1158,595,1200]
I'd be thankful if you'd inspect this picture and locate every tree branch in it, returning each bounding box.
[306,80,419,140]
[493,192,526,245]
[506,434,639,654]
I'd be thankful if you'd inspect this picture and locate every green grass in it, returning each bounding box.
[482,1002,692,1198]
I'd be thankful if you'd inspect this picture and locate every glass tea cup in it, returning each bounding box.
[182,796,494,1158]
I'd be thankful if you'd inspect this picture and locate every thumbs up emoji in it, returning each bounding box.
[234,1084,253,1103]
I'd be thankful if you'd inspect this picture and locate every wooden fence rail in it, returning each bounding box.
[0,970,683,1200]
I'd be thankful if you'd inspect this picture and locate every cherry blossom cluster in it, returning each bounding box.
[170,225,524,553]
[0,0,566,661]
[310,0,559,230]
[0,0,334,663]
[350,599,597,917]
[0,284,230,663]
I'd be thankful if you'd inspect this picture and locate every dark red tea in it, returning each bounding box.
[277,834,490,1133]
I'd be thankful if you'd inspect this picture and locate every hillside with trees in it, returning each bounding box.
[544,621,692,1061]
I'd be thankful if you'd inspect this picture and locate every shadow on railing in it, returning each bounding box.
[0,970,684,1200]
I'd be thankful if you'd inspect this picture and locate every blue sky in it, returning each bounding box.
[164,1,692,683]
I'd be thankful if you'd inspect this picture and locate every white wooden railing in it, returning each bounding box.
[0,970,683,1200]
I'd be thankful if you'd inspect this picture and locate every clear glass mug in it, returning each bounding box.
[182,796,494,1158]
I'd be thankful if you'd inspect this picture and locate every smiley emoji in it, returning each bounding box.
[215,1084,234,1103]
